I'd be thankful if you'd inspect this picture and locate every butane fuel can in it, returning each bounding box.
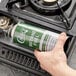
[11,22,59,51]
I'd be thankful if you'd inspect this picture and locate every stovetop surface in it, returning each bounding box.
[4,0,75,35]
[0,0,76,76]
[0,0,75,32]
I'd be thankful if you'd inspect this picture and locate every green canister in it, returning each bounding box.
[11,22,59,51]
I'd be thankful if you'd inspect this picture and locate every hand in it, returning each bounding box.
[34,32,76,76]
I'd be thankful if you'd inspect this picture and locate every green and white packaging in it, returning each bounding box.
[11,22,59,51]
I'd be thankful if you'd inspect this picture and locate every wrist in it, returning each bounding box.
[49,63,76,76]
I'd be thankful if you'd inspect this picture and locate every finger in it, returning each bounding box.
[34,50,48,62]
[40,64,45,70]
[54,32,67,50]
[34,50,43,62]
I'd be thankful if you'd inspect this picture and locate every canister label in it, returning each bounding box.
[11,22,59,51]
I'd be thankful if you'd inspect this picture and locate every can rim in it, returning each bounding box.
[11,23,18,38]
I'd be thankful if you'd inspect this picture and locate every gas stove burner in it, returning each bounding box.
[29,0,72,15]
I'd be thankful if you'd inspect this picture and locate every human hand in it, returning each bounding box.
[34,32,75,76]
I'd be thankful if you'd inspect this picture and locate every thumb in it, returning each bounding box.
[34,50,45,62]
[54,32,67,50]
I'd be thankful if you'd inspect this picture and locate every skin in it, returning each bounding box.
[34,32,76,76]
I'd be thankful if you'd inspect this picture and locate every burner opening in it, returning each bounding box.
[43,0,57,4]
[36,0,65,6]
[28,0,72,15]
[35,0,57,6]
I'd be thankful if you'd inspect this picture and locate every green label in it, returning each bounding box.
[13,23,44,50]
[12,22,59,51]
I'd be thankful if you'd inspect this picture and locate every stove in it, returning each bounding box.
[0,0,76,76]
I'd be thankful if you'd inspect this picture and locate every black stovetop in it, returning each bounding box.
[2,0,75,36]
[5,0,76,30]
[0,0,76,76]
